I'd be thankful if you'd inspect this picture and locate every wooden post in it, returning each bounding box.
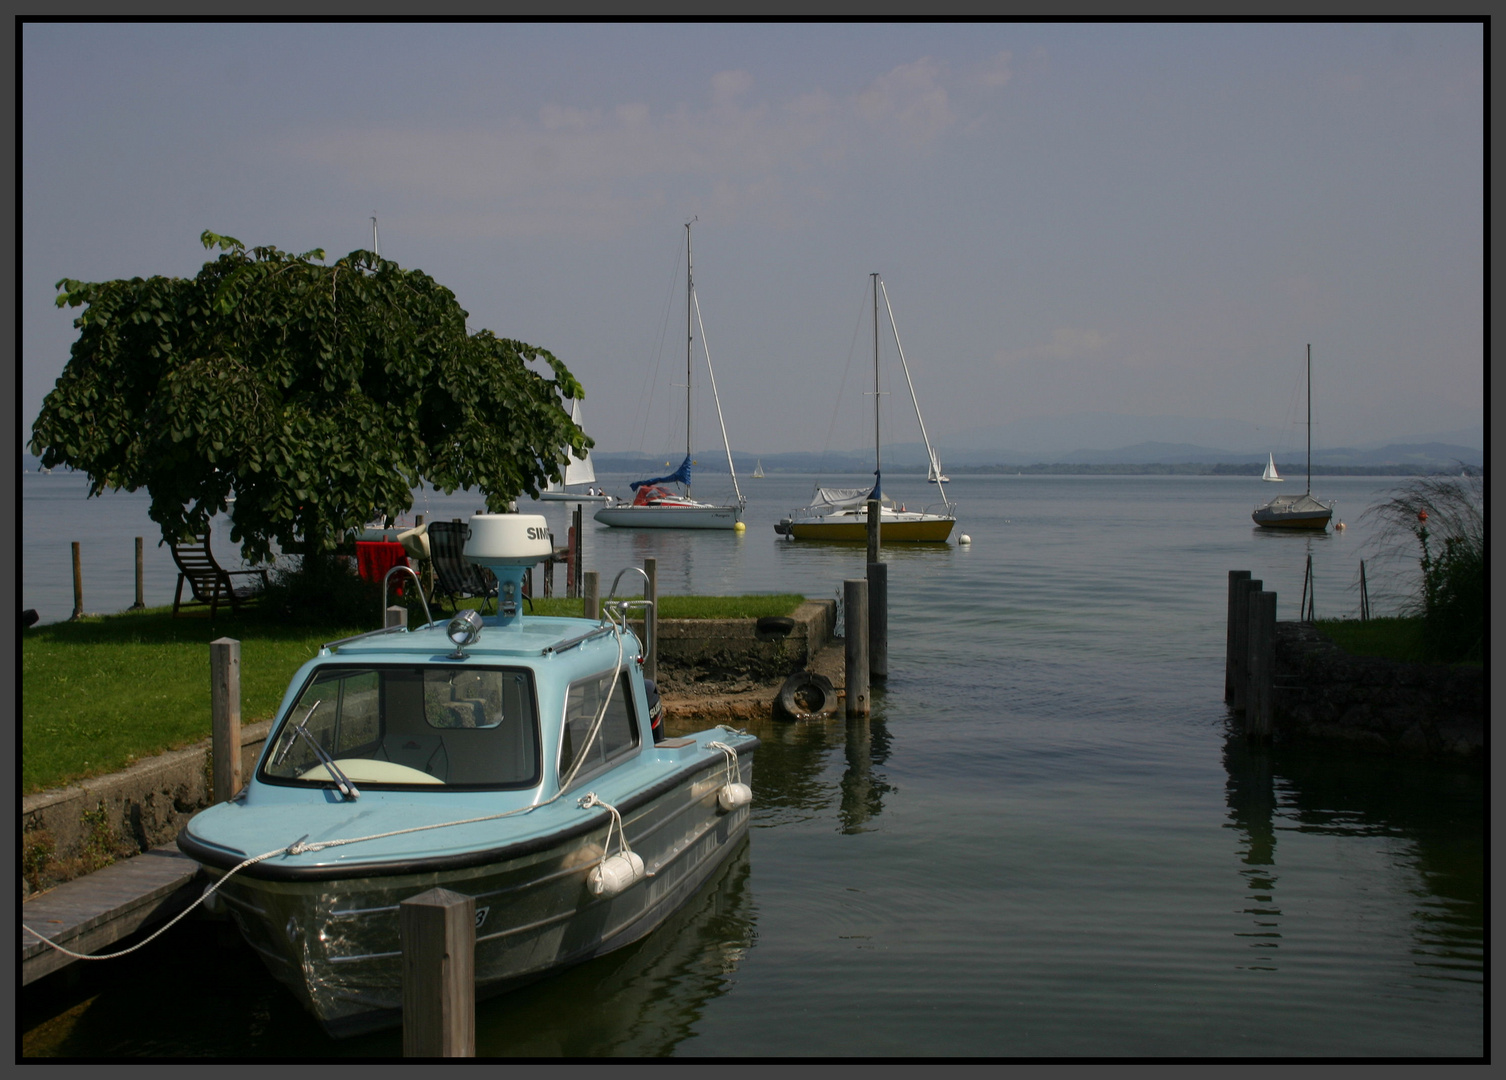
[572,505,584,598]
[1225,570,1251,703]
[867,560,888,682]
[401,887,476,1058]
[643,556,658,681]
[1230,578,1262,713]
[866,499,881,563]
[1246,591,1276,740]
[583,571,599,620]
[386,606,407,629]
[845,579,869,718]
[71,541,83,620]
[131,537,146,610]
[210,638,242,803]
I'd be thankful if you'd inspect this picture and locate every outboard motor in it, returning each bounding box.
[645,678,664,742]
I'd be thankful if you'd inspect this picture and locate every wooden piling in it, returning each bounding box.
[572,505,584,598]
[867,560,888,682]
[1230,577,1262,713]
[1245,591,1276,740]
[1225,570,1251,703]
[71,541,83,620]
[131,537,146,610]
[643,557,658,681]
[845,579,869,718]
[400,887,476,1058]
[210,638,242,803]
[866,499,881,562]
[583,571,600,620]
[565,525,576,598]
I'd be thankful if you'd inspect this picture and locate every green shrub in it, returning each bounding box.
[258,553,385,627]
[1360,475,1483,663]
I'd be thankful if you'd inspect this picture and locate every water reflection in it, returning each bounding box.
[1221,733,1282,970]
[734,710,895,833]
[1221,729,1484,982]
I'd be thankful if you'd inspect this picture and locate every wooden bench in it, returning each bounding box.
[168,529,270,618]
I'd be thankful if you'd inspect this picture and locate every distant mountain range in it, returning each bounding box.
[23,413,1483,479]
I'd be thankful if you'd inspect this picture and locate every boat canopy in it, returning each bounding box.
[630,455,693,492]
[806,479,891,512]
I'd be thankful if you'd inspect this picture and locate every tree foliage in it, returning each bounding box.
[30,232,589,563]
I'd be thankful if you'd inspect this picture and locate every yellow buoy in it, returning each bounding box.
[734,521,746,533]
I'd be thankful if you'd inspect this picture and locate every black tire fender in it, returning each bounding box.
[775,670,837,720]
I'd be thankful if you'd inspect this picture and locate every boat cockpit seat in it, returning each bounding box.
[377,734,448,782]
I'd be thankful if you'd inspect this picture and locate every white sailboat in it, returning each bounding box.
[595,222,745,530]
[776,274,956,543]
[752,460,765,478]
[1252,346,1334,530]
[1261,453,1283,482]
[540,400,612,502]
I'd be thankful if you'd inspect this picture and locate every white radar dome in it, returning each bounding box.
[465,514,554,566]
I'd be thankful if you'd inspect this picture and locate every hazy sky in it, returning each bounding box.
[20,22,1483,461]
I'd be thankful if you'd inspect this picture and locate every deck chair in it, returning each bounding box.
[168,529,270,618]
[426,520,499,614]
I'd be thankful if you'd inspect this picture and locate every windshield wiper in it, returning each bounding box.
[276,700,360,801]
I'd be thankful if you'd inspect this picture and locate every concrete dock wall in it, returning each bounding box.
[1270,621,1483,760]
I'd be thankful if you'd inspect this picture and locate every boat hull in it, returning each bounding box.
[785,512,954,543]
[594,504,742,530]
[1251,509,1332,530]
[193,750,754,1037]
[539,491,614,502]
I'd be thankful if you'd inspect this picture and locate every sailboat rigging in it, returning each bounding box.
[1252,345,1333,530]
[594,222,745,530]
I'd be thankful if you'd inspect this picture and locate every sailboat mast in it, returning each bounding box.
[371,215,380,258]
[686,222,694,478]
[872,273,881,479]
[1306,343,1312,496]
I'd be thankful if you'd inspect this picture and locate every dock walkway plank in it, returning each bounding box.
[21,843,203,985]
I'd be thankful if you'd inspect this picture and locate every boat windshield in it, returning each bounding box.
[261,664,540,789]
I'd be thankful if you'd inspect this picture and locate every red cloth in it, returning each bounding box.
[356,541,410,595]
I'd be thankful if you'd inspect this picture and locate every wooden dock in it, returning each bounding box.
[21,842,204,985]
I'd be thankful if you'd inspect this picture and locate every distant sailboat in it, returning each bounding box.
[1261,453,1283,482]
[752,460,765,478]
[541,400,611,502]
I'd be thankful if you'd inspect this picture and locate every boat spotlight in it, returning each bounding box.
[446,609,483,658]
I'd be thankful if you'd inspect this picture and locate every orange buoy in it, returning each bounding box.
[1418,510,1429,522]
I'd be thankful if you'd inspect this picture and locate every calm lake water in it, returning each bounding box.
[21,470,1484,1058]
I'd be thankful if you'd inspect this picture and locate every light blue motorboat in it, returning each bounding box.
[177,513,758,1037]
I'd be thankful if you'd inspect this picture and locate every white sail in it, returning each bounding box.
[1261,453,1282,482]
[562,401,596,487]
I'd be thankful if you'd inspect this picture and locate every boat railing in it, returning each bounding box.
[382,564,434,628]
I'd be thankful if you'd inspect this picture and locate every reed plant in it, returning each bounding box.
[1357,473,1483,663]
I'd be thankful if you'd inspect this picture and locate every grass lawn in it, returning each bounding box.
[22,593,803,794]
[1314,615,1475,665]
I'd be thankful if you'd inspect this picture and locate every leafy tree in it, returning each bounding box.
[30,232,589,564]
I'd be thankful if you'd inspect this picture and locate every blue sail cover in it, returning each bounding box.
[630,455,693,491]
